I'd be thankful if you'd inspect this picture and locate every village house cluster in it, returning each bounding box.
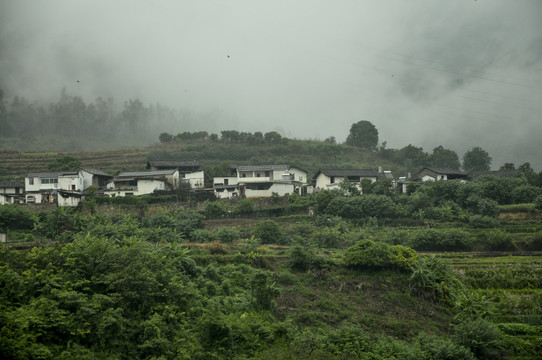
[1,160,517,207]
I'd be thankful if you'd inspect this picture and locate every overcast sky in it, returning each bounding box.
[1,0,541,169]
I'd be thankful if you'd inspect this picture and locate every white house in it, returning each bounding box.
[0,180,25,205]
[313,168,381,191]
[213,176,239,199]
[104,170,180,197]
[413,168,468,182]
[236,164,307,198]
[181,170,205,189]
[25,171,76,204]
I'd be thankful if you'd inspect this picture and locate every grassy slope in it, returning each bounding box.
[0,139,401,181]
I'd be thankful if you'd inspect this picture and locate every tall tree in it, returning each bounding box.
[463,146,492,172]
[346,120,378,150]
[430,145,460,170]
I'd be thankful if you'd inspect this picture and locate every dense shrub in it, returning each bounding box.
[511,185,542,204]
[204,200,228,218]
[310,226,344,248]
[189,229,216,243]
[325,194,400,219]
[482,229,516,251]
[408,228,474,251]
[171,208,204,237]
[535,195,542,210]
[467,215,500,228]
[215,227,240,243]
[233,199,254,215]
[0,205,34,231]
[288,244,323,271]
[343,239,417,271]
[409,256,461,302]
[252,220,287,245]
[453,319,502,359]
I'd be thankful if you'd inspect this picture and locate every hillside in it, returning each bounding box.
[0,139,402,181]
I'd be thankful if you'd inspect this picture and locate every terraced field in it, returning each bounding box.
[443,253,542,359]
[0,147,151,180]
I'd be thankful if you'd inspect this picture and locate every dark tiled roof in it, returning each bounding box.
[0,180,24,188]
[26,171,78,177]
[423,168,467,176]
[470,169,523,179]
[313,168,380,179]
[117,170,177,178]
[80,168,112,177]
[238,164,289,171]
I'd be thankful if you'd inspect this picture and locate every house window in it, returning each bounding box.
[257,184,265,190]
[257,173,260,177]
[330,176,335,183]
[224,179,229,185]
[29,178,34,185]
[265,171,270,177]
[242,174,246,178]
[71,185,76,190]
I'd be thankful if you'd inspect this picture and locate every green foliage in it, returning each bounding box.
[409,256,461,302]
[463,146,492,172]
[215,227,240,243]
[47,155,81,171]
[535,194,542,210]
[0,205,34,230]
[203,200,227,218]
[345,120,378,149]
[408,228,474,251]
[233,198,254,215]
[343,239,417,271]
[310,226,345,248]
[252,220,286,245]
[512,184,542,204]
[288,244,323,271]
[467,215,500,229]
[325,194,401,219]
[430,145,461,170]
[190,229,216,243]
[454,292,495,321]
[483,229,516,251]
[453,319,502,359]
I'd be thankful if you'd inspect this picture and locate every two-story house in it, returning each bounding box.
[104,170,180,197]
[313,168,381,191]
[235,164,307,198]
[26,168,113,206]
[0,180,25,205]
[25,171,77,204]
[146,160,204,188]
[413,168,468,182]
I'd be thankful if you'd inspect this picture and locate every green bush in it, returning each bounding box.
[535,195,542,210]
[310,226,344,248]
[343,240,417,271]
[215,227,240,243]
[482,229,516,251]
[190,229,216,243]
[512,185,542,204]
[409,256,461,302]
[453,319,502,359]
[467,215,500,228]
[0,205,34,231]
[288,244,321,271]
[233,198,254,215]
[408,228,474,251]
[252,220,286,245]
[204,201,227,218]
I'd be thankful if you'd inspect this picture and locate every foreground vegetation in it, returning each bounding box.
[2,174,542,359]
